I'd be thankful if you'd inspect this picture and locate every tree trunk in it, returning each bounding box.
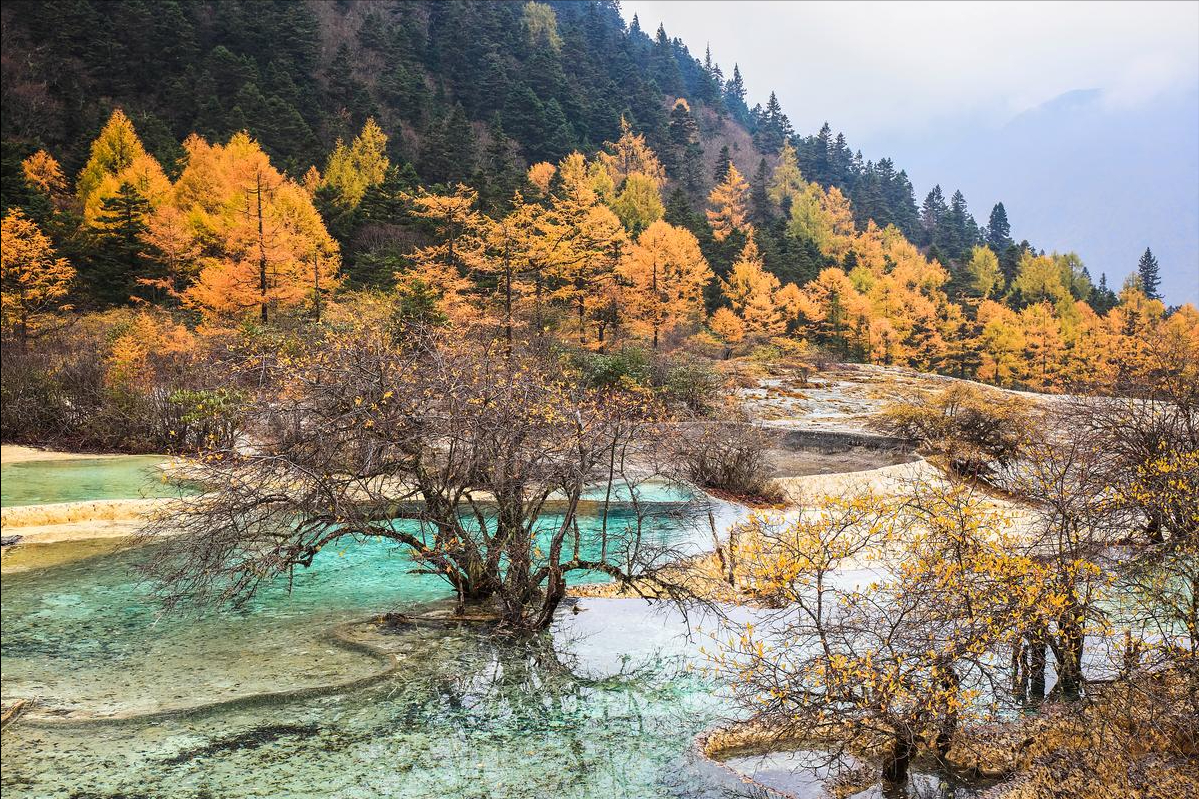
[1058,631,1085,702]
[504,257,513,358]
[1011,638,1028,704]
[1145,511,1164,544]
[255,173,268,324]
[312,250,321,322]
[935,664,960,760]
[533,571,568,630]
[578,297,586,345]
[1029,638,1047,706]
[882,733,912,786]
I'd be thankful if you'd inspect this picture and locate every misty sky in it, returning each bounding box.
[622,0,1199,303]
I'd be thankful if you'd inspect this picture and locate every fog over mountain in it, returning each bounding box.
[870,86,1199,305]
[624,0,1199,305]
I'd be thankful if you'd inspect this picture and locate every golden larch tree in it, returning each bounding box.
[543,153,627,343]
[76,109,145,204]
[322,118,390,209]
[178,133,340,322]
[973,299,1026,385]
[721,234,784,340]
[22,150,69,208]
[76,110,171,222]
[610,172,664,235]
[798,266,871,352]
[618,219,712,349]
[526,162,556,196]
[598,116,666,188]
[1,210,76,346]
[709,307,746,359]
[707,163,750,242]
[767,141,805,207]
[1019,302,1066,390]
[401,184,490,324]
[963,245,1003,299]
[486,191,549,350]
[139,205,200,299]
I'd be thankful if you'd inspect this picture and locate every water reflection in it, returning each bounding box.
[2,520,760,799]
[3,604,755,798]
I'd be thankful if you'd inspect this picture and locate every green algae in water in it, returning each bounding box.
[0,456,189,507]
[1,505,755,799]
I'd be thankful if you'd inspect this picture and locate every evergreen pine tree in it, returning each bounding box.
[359,164,418,223]
[750,158,771,223]
[829,133,854,188]
[944,189,979,260]
[667,100,704,195]
[539,98,576,163]
[714,146,732,182]
[89,180,151,304]
[650,24,683,95]
[811,123,833,185]
[919,185,947,247]
[479,114,522,212]
[1089,272,1119,314]
[752,92,793,155]
[723,64,748,122]
[502,84,545,154]
[420,103,477,184]
[889,170,920,238]
[1137,247,1161,299]
[985,202,1012,253]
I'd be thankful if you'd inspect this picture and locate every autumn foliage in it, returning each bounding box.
[0,210,75,345]
[3,108,1194,402]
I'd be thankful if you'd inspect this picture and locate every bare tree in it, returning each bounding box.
[870,383,1035,477]
[138,330,691,631]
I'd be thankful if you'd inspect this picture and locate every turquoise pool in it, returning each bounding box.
[0,470,986,798]
[0,496,755,799]
[0,455,186,507]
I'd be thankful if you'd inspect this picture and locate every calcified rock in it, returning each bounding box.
[0,498,165,530]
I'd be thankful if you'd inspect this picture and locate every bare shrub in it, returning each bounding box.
[871,383,1036,475]
[669,412,782,503]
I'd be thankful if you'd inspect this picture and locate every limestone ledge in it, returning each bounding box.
[1,497,168,531]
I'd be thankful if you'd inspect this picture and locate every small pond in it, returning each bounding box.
[0,455,187,507]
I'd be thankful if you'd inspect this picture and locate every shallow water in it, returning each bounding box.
[0,497,762,798]
[0,456,185,506]
[725,750,996,799]
[0,470,998,799]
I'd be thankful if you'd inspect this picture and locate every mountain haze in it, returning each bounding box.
[879,86,1199,304]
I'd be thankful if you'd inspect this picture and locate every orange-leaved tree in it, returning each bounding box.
[543,153,626,344]
[177,132,340,322]
[720,233,784,341]
[618,219,712,349]
[400,183,490,325]
[598,116,666,189]
[0,210,76,347]
[22,150,70,210]
[706,162,750,242]
[709,307,746,359]
[76,109,171,223]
